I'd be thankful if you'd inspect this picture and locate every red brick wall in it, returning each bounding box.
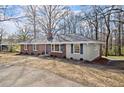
[28,45,33,54]
[20,44,33,54]
[50,44,66,58]
[36,44,45,55]
[20,44,45,55]
[21,44,66,58]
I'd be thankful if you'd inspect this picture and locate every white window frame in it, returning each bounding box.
[33,44,37,51]
[73,44,80,54]
[51,44,62,53]
[24,44,27,50]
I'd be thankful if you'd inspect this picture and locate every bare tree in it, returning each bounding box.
[38,5,68,41]
[116,7,123,56]
[97,5,124,56]
[0,6,25,22]
[16,25,31,42]
[80,5,124,56]
[98,6,114,56]
[0,27,6,51]
[59,10,83,35]
[24,5,38,39]
[81,6,100,40]
[0,5,25,51]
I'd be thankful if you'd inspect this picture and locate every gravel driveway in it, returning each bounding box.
[0,63,82,87]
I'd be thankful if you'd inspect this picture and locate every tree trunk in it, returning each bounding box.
[105,31,110,56]
[118,13,122,56]
[95,26,98,40]
[118,24,122,56]
[33,17,36,39]
[105,14,111,57]
[0,35,2,51]
[95,14,98,40]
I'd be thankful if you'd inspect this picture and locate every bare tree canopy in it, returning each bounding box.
[38,5,69,40]
[0,6,25,22]
[15,24,32,42]
[80,5,124,56]
[24,5,39,39]
[0,5,124,56]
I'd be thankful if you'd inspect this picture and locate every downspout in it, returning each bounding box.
[86,43,88,61]
[99,44,102,58]
[45,44,46,55]
[50,44,52,54]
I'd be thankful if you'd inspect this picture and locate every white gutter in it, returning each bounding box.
[19,41,105,45]
[85,43,88,60]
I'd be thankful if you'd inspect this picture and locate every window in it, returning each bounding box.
[55,44,59,51]
[33,44,37,51]
[74,44,80,53]
[80,44,83,54]
[71,44,83,54]
[71,44,73,53]
[51,44,62,52]
[24,44,27,50]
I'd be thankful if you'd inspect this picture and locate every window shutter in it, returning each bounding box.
[71,44,73,53]
[80,44,83,54]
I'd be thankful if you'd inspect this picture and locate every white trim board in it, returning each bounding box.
[19,41,105,45]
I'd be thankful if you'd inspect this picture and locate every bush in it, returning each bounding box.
[102,46,124,56]
[9,45,20,53]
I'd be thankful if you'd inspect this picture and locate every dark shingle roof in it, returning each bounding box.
[20,34,103,44]
[53,34,94,42]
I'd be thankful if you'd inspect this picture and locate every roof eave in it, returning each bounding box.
[19,41,105,45]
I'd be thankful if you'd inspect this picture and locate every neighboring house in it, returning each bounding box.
[0,39,18,52]
[0,40,11,51]
[0,44,9,51]
[19,34,104,61]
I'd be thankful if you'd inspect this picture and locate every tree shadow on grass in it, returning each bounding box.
[38,56,124,72]
[14,53,124,73]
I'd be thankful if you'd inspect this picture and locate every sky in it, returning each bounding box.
[1,5,81,35]
[70,6,81,11]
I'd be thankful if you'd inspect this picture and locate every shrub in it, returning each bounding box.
[9,44,20,53]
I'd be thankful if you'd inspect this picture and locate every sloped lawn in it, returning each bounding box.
[24,57,124,87]
[103,56,124,60]
[0,53,124,87]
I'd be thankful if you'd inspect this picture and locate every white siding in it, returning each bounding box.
[86,44,100,61]
[66,44,88,60]
[66,43,100,61]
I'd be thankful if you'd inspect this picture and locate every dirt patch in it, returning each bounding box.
[92,57,109,65]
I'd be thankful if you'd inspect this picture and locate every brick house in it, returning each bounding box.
[19,34,104,61]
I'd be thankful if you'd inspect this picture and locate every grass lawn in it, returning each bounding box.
[0,53,124,87]
[103,56,124,60]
